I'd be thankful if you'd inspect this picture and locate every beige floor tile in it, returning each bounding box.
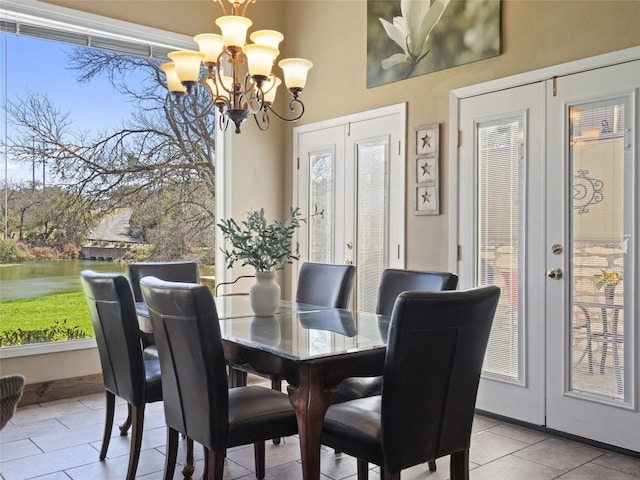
[514,437,604,472]
[592,452,640,477]
[469,454,564,480]
[470,431,530,465]
[0,438,42,462]
[556,462,640,479]
[0,444,99,480]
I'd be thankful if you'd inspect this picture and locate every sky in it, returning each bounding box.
[1,34,138,183]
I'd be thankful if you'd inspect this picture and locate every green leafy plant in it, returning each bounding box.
[218,207,320,272]
[0,320,90,347]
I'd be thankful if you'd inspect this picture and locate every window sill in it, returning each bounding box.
[0,338,97,359]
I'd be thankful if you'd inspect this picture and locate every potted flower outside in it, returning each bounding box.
[217,207,303,316]
[594,269,623,304]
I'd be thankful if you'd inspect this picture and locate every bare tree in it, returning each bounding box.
[4,46,217,259]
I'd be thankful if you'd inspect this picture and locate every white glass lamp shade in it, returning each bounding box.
[215,15,252,49]
[250,30,284,49]
[167,51,205,83]
[206,75,232,102]
[262,76,281,103]
[243,45,279,77]
[278,58,313,89]
[194,33,224,64]
[161,62,187,93]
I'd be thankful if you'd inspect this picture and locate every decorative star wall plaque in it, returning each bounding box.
[414,123,440,215]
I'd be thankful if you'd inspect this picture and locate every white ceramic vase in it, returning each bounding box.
[249,271,281,316]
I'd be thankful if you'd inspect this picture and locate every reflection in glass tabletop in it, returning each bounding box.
[136,295,389,361]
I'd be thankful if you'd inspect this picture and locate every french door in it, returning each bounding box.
[457,58,639,450]
[293,104,406,311]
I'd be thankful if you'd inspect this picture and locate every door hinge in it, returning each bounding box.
[457,130,462,147]
[457,245,462,261]
[347,122,351,136]
[297,157,300,170]
[398,140,401,155]
[552,76,558,97]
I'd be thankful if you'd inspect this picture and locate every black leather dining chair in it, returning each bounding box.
[139,276,298,480]
[80,270,163,480]
[229,262,356,390]
[321,286,500,480]
[295,262,356,309]
[333,269,458,404]
[127,261,200,359]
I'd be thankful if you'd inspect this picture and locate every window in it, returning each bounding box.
[1,2,216,351]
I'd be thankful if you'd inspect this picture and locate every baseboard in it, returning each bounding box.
[20,373,104,406]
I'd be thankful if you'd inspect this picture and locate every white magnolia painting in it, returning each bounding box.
[367,0,501,88]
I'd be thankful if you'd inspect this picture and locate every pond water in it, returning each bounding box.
[0,261,215,302]
[0,260,127,302]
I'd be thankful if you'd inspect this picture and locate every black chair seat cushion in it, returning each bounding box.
[334,377,382,404]
[226,386,298,447]
[322,396,384,466]
[143,358,163,403]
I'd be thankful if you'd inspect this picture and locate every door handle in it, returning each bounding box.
[547,267,563,280]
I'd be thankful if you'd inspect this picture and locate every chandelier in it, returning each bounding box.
[161,0,313,134]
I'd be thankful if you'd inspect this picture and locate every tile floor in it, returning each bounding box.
[1,378,639,480]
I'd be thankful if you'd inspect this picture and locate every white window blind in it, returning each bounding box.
[477,117,523,382]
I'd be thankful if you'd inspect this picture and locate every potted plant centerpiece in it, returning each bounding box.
[218,207,304,316]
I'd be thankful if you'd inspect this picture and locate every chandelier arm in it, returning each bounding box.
[253,109,270,132]
[262,98,305,123]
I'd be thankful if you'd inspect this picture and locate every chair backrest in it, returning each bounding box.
[127,262,200,302]
[295,262,356,308]
[376,269,458,315]
[380,286,500,472]
[139,276,228,452]
[80,270,147,406]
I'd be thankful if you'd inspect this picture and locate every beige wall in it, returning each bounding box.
[21,0,638,384]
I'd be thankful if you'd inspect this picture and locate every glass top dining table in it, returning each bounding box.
[135,295,390,480]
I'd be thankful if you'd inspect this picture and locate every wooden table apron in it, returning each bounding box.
[222,341,386,480]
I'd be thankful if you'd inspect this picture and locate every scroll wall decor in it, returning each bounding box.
[414,123,440,215]
[367,0,501,88]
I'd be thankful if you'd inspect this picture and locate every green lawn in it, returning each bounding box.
[0,293,94,345]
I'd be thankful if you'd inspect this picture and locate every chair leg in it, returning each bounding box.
[125,404,145,480]
[449,449,470,480]
[356,459,369,480]
[99,391,115,460]
[119,402,132,435]
[270,377,283,445]
[163,428,179,480]
[182,437,195,479]
[228,366,248,387]
[428,459,437,471]
[381,470,400,480]
[203,447,225,480]
[254,441,266,479]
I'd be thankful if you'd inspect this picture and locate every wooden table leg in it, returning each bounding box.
[287,364,336,480]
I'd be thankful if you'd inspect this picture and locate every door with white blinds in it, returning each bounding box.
[458,82,546,423]
[545,61,639,450]
[293,104,406,311]
[457,57,639,450]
